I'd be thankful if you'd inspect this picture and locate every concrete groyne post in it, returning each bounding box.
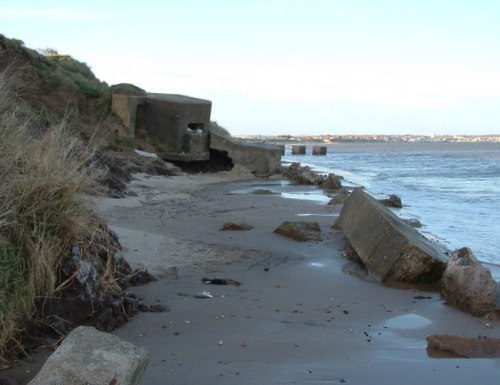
[291,145,306,155]
[312,146,327,155]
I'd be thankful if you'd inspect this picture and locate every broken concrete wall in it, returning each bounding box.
[335,188,448,283]
[210,132,282,175]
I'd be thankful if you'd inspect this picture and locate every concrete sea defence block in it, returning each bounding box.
[291,145,306,155]
[28,326,149,385]
[312,146,327,155]
[335,188,448,283]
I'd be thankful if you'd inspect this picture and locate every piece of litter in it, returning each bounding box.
[194,291,213,299]
[134,149,158,158]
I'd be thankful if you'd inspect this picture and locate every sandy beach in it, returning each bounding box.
[90,172,498,385]
[4,171,498,384]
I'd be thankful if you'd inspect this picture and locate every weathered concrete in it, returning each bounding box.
[441,247,497,316]
[291,145,306,155]
[335,188,448,283]
[427,335,500,358]
[28,326,149,385]
[312,146,327,155]
[112,92,211,162]
[273,221,322,242]
[210,132,282,175]
[111,94,147,137]
[137,93,211,161]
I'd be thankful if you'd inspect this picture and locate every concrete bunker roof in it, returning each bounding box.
[147,93,211,105]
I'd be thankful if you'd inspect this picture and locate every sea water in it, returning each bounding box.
[283,142,500,267]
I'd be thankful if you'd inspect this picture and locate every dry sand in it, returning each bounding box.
[5,172,499,384]
[101,173,499,385]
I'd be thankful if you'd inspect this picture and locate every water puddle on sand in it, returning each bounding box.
[309,262,326,267]
[297,213,337,217]
[251,189,281,195]
[281,192,331,203]
[229,184,331,204]
[385,314,432,330]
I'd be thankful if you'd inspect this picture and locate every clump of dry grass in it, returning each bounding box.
[0,68,99,359]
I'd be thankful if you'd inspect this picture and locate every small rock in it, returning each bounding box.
[221,222,254,231]
[402,218,422,228]
[379,194,403,208]
[427,335,500,358]
[273,221,322,242]
[321,173,343,190]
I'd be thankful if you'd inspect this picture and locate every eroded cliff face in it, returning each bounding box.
[0,34,130,145]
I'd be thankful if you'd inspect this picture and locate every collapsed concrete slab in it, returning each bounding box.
[335,188,448,283]
[28,326,149,385]
[210,132,282,175]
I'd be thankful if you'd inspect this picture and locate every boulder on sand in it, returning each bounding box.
[441,247,497,316]
[427,335,500,358]
[221,222,254,231]
[334,188,448,283]
[378,194,403,208]
[274,221,322,242]
[28,326,149,385]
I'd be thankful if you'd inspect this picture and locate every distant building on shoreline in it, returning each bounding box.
[235,134,500,144]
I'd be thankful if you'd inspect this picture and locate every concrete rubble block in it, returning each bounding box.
[291,145,306,155]
[274,221,322,242]
[28,326,149,385]
[312,146,327,155]
[441,247,497,316]
[427,335,500,358]
[335,188,448,283]
[210,132,282,175]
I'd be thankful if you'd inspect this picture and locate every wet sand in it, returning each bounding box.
[100,173,499,385]
[4,172,499,384]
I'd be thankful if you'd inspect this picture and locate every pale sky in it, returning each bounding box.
[1,0,500,136]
